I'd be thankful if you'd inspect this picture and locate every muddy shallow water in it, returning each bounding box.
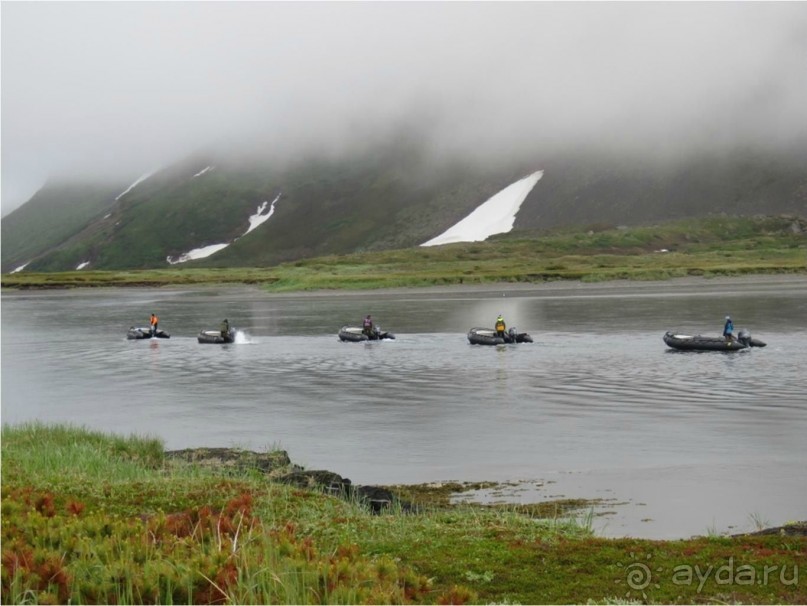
[2,275,806,538]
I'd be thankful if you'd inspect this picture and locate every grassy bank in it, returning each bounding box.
[3,216,805,291]
[2,424,805,604]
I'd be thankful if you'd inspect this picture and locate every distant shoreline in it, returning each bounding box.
[259,272,806,298]
[2,271,804,298]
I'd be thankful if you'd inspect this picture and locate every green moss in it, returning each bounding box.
[3,424,806,605]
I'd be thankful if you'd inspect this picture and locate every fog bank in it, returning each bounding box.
[3,2,806,215]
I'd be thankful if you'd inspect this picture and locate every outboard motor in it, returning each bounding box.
[508,327,517,343]
[737,329,752,346]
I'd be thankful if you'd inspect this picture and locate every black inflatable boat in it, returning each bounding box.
[127,327,170,339]
[198,329,236,344]
[467,327,533,346]
[663,329,766,352]
[338,326,395,342]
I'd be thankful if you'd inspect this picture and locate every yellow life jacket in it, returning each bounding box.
[495,319,505,331]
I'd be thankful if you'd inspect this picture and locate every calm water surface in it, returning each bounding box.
[2,276,806,538]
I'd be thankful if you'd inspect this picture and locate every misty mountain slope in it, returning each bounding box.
[1,181,125,271]
[3,142,524,271]
[109,169,281,268]
[16,158,288,271]
[516,150,807,230]
[195,158,527,268]
[3,144,806,273]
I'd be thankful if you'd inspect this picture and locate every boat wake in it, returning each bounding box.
[234,330,253,344]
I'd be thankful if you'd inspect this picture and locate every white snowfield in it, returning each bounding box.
[10,262,29,274]
[115,171,154,201]
[167,243,230,265]
[166,194,281,265]
[245,194,280,235]
[193,166,214,178]
[421,170,544,247]
[76,261,90,270]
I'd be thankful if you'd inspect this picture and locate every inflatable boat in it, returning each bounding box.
[467,327,533,346]
[198,329,236,344]
[663,329,766,352]
[338,326,395,342]
[127,326,170,339]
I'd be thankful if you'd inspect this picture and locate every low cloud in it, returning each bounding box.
[3,2,806,214]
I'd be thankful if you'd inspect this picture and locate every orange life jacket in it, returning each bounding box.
[151,315,158,326]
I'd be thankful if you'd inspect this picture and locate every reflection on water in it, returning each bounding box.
[2,276,806,538]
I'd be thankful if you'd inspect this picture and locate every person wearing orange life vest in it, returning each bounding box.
[495,314,506,338]
[150,313,159,335]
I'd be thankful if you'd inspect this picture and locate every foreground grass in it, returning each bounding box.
[3,216,805,291]
[2,424,805,604]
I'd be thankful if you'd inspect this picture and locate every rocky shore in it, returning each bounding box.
[165,447,406,513]
[165,446,807,537]
[740,522,807,537]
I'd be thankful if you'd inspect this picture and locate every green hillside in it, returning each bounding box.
[12,161,284,272]
[3,142,806,273]
[1,181,125,270]
[4,216,805,290]
[517,148,807,230]
[196,155,528,268]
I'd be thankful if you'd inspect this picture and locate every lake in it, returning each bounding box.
[2,275,806,539]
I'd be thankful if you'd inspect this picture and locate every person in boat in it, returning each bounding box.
[723,315,734,342]
[150,313,159,334]
[220,318,230,338]
[362,315,374,337]
[495,314,507,338]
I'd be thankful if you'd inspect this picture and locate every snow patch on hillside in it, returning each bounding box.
[421,170,544,247]
[76,261,90,270]
[166,194,281,265]
[245,194,280,235]
[115,171,154,200]
[193,166,214,178]
[11,263,29,274]
[167,243,230,265]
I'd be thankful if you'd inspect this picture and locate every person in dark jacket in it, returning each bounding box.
[362,315,374,337]
[723,315,734,341]
[220,318,230,338]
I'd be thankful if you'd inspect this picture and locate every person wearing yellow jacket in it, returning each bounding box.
[495,315,506,338]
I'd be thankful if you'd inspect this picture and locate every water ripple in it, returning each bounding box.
[3,286,806,499]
